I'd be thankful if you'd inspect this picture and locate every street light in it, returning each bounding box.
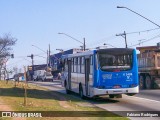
[117,6,160,28]
[56,49,64,52]
[58,33,86,51]
[103,43,116,48]
[31,44,49,68]
[32,45,47,53]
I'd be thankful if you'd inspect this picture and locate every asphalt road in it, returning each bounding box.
[135,89,160,101]
[29,81,160,120]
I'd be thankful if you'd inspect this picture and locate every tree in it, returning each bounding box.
[0,34,17,80]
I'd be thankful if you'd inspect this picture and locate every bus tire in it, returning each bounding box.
[139,75,145,89]
[109,95,114,98]
[116,94,122,98]
[79,85,85,99]
[127,93,136,96]
[66,89,70,94]
[145,75,152,89]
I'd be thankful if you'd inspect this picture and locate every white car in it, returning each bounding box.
[41,71,53,82]
[33,70,45,81]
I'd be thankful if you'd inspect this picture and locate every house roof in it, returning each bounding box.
[136,46,158,50]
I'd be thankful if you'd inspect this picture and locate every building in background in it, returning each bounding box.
[26,48,83,80]
[50,48,83,78]
[50,48,83,70]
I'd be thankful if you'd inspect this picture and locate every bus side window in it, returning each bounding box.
[78,57,81,73]
[90,56,93,74]
[74,57,78,73]
[81,57,85,73]
[64,59,68,72]
[72,58,74,72]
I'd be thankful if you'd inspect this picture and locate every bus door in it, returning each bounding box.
[68,60,71,90]
[85,58,90,96]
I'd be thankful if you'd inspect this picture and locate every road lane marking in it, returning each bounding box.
[129,96,160,103]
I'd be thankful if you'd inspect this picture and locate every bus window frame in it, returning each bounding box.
[90,55,93,75]
[97,51,133,72]
[81,56,85,74]
[78,57,81,73]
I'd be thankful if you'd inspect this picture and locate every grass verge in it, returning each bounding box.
[0,80,128,120]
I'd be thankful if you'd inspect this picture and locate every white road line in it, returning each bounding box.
[129,96,160,103]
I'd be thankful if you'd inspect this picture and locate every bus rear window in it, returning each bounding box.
[98,53,133,72]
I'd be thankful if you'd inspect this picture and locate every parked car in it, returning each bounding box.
[33,70,45,81]
[41,71,53,82]
[33,70,53,82]
[13,73,24,82]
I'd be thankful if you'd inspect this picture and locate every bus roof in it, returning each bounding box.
[97,48,134,54]
[61,48,135,59]
[62,49,96,59]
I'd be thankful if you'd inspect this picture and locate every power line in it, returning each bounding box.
[6,59,30,67]
[88,27,160,48]
[129,33,160,47]
[126,27,160,35]
[88,35,116,47]
[34,55,46,59]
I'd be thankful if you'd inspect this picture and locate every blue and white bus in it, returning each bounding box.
[61,48,139,99]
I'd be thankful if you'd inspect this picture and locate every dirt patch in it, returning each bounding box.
[0,98,12,111]
[50,91,71,108]
[0,96,26,120]
[76,102,95,107]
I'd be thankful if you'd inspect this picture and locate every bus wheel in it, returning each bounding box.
[116,94,122,98]
[79,86,85,99]
[127,93,136,96]
[109,95,114,98]
[139,75,145,89]
[66,88,70,94]
[145,75,152,89]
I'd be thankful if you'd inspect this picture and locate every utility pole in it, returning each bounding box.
[116,31,127,48]
[83,38,86,51]
[32,44,49,71]
[23,66,27,106]
[27,54,34,80]
[47,50,48,70]
[49,44,51,67]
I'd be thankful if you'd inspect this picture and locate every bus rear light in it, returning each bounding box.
[113,85,121,89]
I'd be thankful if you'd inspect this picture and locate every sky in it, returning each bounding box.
[1,0,160,72]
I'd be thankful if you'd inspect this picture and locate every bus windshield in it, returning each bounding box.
[98,51,133,72]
